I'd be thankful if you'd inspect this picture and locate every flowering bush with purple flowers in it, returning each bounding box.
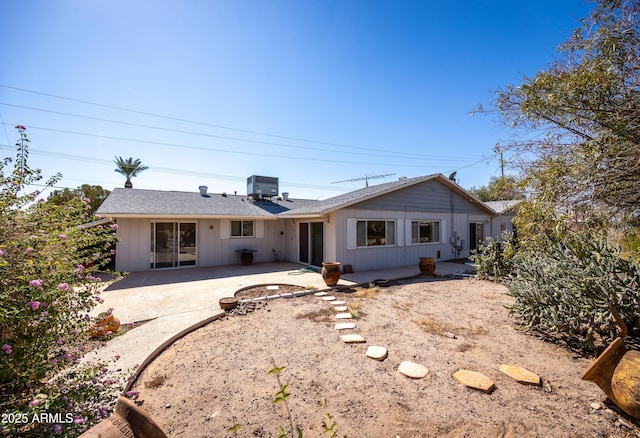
[0,128,124,436]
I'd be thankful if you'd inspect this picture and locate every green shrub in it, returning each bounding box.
[505,232,640,352]
[0,127,124,436]
[471,231,516,280]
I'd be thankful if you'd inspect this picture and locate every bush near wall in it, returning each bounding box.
[505,233,640,352]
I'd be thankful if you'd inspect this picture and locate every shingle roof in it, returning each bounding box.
[96,174,495,218]
[276,175,437,216]
[96,188,309,218]
[483,200,521,214]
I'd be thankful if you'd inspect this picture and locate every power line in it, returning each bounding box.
[0,123,470,168]
[0,144,353,192]
[0,85,486,161]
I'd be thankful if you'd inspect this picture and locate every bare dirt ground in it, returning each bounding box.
[131,277,640,437]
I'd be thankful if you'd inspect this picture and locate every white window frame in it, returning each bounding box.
[355,220,396,247]
[411,220,441,244]
[230,220,255,238]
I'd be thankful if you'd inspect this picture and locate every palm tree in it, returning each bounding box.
[113,156,148,188]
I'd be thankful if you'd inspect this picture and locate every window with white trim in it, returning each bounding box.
[356,220,395,247]
[231,220,254,237]
[411,220,440,243]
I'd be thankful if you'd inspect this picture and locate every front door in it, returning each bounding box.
[299,222,324,266]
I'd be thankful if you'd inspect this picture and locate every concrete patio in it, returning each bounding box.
[86,261,474,372]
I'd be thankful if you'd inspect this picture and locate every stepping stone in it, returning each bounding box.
[398,361,429,379]
[334,322,356,330]
[333,306,348,312]
[267,294,280,300]
[330,300,346,305]
[453,369,495,393]
[499,364,541,386]
[314,292,328,297]
[322,296,336,301]
[266,285,280,291]
[280,293,293,299]
[340,334,366,343]
[252,296,266,301]
[365,346,388,361]
[294,290,309,297]
[335,313,353,319]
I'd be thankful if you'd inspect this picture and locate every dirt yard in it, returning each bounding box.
[130,277,640,437]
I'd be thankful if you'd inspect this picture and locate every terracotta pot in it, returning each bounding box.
[419,257,436,276]
[90,314,121,338]
[219,297,239,310]
[321,262,341,287]
[79,396,167,437]
[582,337,640,419]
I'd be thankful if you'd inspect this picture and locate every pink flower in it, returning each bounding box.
[58,234,67,240]
[42,311,49,317]
[28,301,41,310]
[28,399,40,408]
[29,279,44,287]
[110,224,119,231]
[26,247,33,253]
[82,197,91,203]
[0,249,4,256]
[15,124,26,131]
[57,282,69,291]
[114,355,120,361]
[54,424,62,435]
[2,344,12,354]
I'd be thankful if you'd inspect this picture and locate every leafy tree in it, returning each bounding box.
[468,175,524,202]
[113,156,148,189]
[47,184,110,216]
[485,0,640,245]
[1,127,123,436]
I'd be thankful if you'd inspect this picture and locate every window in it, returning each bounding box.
[356,220,395,247]
[411,221,440,243]
[231,220,254,237]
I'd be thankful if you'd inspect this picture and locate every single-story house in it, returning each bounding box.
[96,173,504,272]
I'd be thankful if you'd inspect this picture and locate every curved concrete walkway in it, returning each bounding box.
[85,261,471,373]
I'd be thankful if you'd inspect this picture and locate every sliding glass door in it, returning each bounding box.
[150,222,196,269]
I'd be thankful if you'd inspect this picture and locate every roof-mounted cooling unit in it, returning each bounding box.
[247,175,279,200]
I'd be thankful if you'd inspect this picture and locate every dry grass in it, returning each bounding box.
[412,315,452,336]
[349,300,362,318]
[353,286,379,299]
[412,314,488,338]
[144,373,167,389]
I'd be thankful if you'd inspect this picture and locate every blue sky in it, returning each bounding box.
[0,0,593,200]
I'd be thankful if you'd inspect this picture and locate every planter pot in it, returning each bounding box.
[90,314,120,338]
[240,252,253,266]
[219,297,239,310]
[321,262,341,287]
[582,337,640,419]
[419,257,436,276]
[79,396,167,437]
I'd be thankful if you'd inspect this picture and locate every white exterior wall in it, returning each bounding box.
[114,218,285,272]
[489,214,516,240]
[329,208,491,272]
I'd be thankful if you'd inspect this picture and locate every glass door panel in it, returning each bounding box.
[155,222,177,268]
[179,223,196,266]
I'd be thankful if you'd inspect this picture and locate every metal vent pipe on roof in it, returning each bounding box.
[199,186,208,196]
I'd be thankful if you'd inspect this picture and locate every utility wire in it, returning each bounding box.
[0,144,355,192]
[0,103,482,162]
[0,85,484,161]
[0,123,470,168]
